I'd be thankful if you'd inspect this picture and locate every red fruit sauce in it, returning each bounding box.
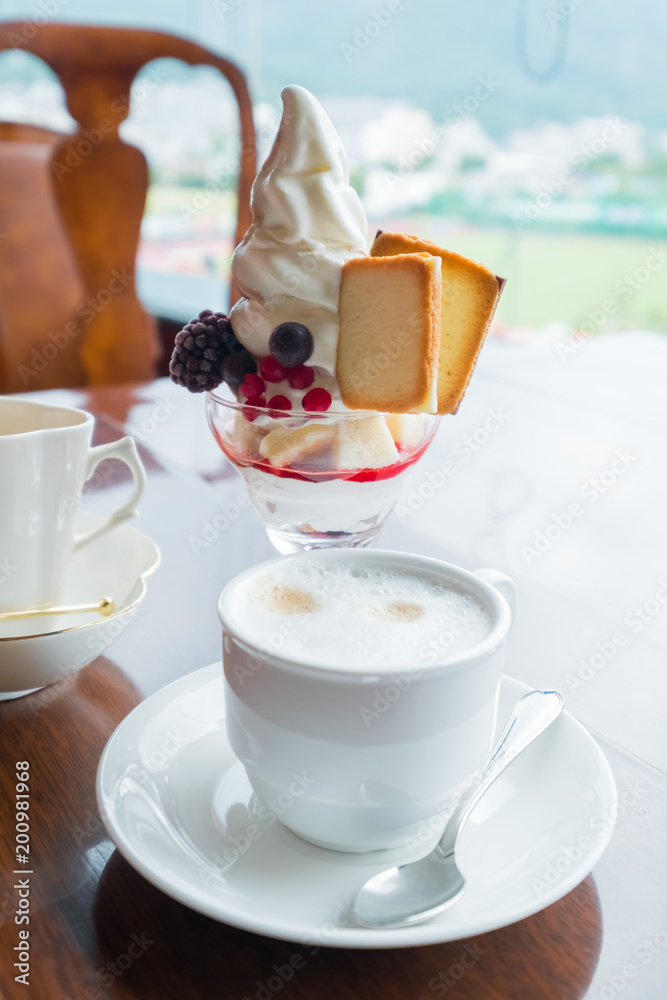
[211,427,430,483]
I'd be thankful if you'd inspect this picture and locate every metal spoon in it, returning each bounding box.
[351,689,564,928]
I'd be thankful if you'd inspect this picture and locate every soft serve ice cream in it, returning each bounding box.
[169,83,504,547]
[203,86,427,488]
[230,85,369,409]
[170,83,503,425]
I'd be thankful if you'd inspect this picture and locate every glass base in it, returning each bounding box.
[265,522,384,554]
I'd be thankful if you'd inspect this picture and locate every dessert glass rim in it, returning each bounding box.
[206,385,429,421]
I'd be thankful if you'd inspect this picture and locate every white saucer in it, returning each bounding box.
[97,664,616,949]
[0,512,160,698]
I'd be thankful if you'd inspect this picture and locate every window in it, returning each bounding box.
[1,0,663,335]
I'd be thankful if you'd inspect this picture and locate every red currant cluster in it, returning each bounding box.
[239,322,332,421]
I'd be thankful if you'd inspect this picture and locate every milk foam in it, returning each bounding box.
[230,86,368,407]
[234,561,492,671]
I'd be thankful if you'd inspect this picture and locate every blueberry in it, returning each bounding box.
[268,322,314,367]
[220,351,258,389]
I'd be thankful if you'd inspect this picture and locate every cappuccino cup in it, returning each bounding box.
[0,397,146,615]
[218,549,516,852]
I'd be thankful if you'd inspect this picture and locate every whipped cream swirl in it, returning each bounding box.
[230,85,368,395]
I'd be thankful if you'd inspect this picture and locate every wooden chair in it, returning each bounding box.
[0,24,256,392]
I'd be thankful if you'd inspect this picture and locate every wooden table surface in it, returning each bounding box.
[1,363,666,999]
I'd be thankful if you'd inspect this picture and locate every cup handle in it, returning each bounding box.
[72,436,147,553]
[474,567,517,620]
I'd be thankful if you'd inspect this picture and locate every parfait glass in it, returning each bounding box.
[206,385,439,553]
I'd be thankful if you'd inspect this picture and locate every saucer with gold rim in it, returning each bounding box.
[0,511,160,699]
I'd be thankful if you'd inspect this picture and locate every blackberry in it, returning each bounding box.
[220,350,257,389]
[169,310,244,393]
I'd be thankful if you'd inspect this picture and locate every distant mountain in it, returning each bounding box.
[0,0,663,137]
[227,0,666,136]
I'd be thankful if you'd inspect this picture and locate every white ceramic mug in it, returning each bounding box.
[0,397,146,614]
[218,549,516,853]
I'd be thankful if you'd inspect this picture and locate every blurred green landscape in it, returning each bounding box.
[410,223,667,334]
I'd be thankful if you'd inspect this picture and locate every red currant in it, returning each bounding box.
[240,373,265,399]
[242,397,266,421]
[287,365,315,390]
[302,388,332,412]
[260,355,288,383]
[267,394,292,416]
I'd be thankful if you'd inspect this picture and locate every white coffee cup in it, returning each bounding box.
[218,549,516,853]
[0,397,146,614]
